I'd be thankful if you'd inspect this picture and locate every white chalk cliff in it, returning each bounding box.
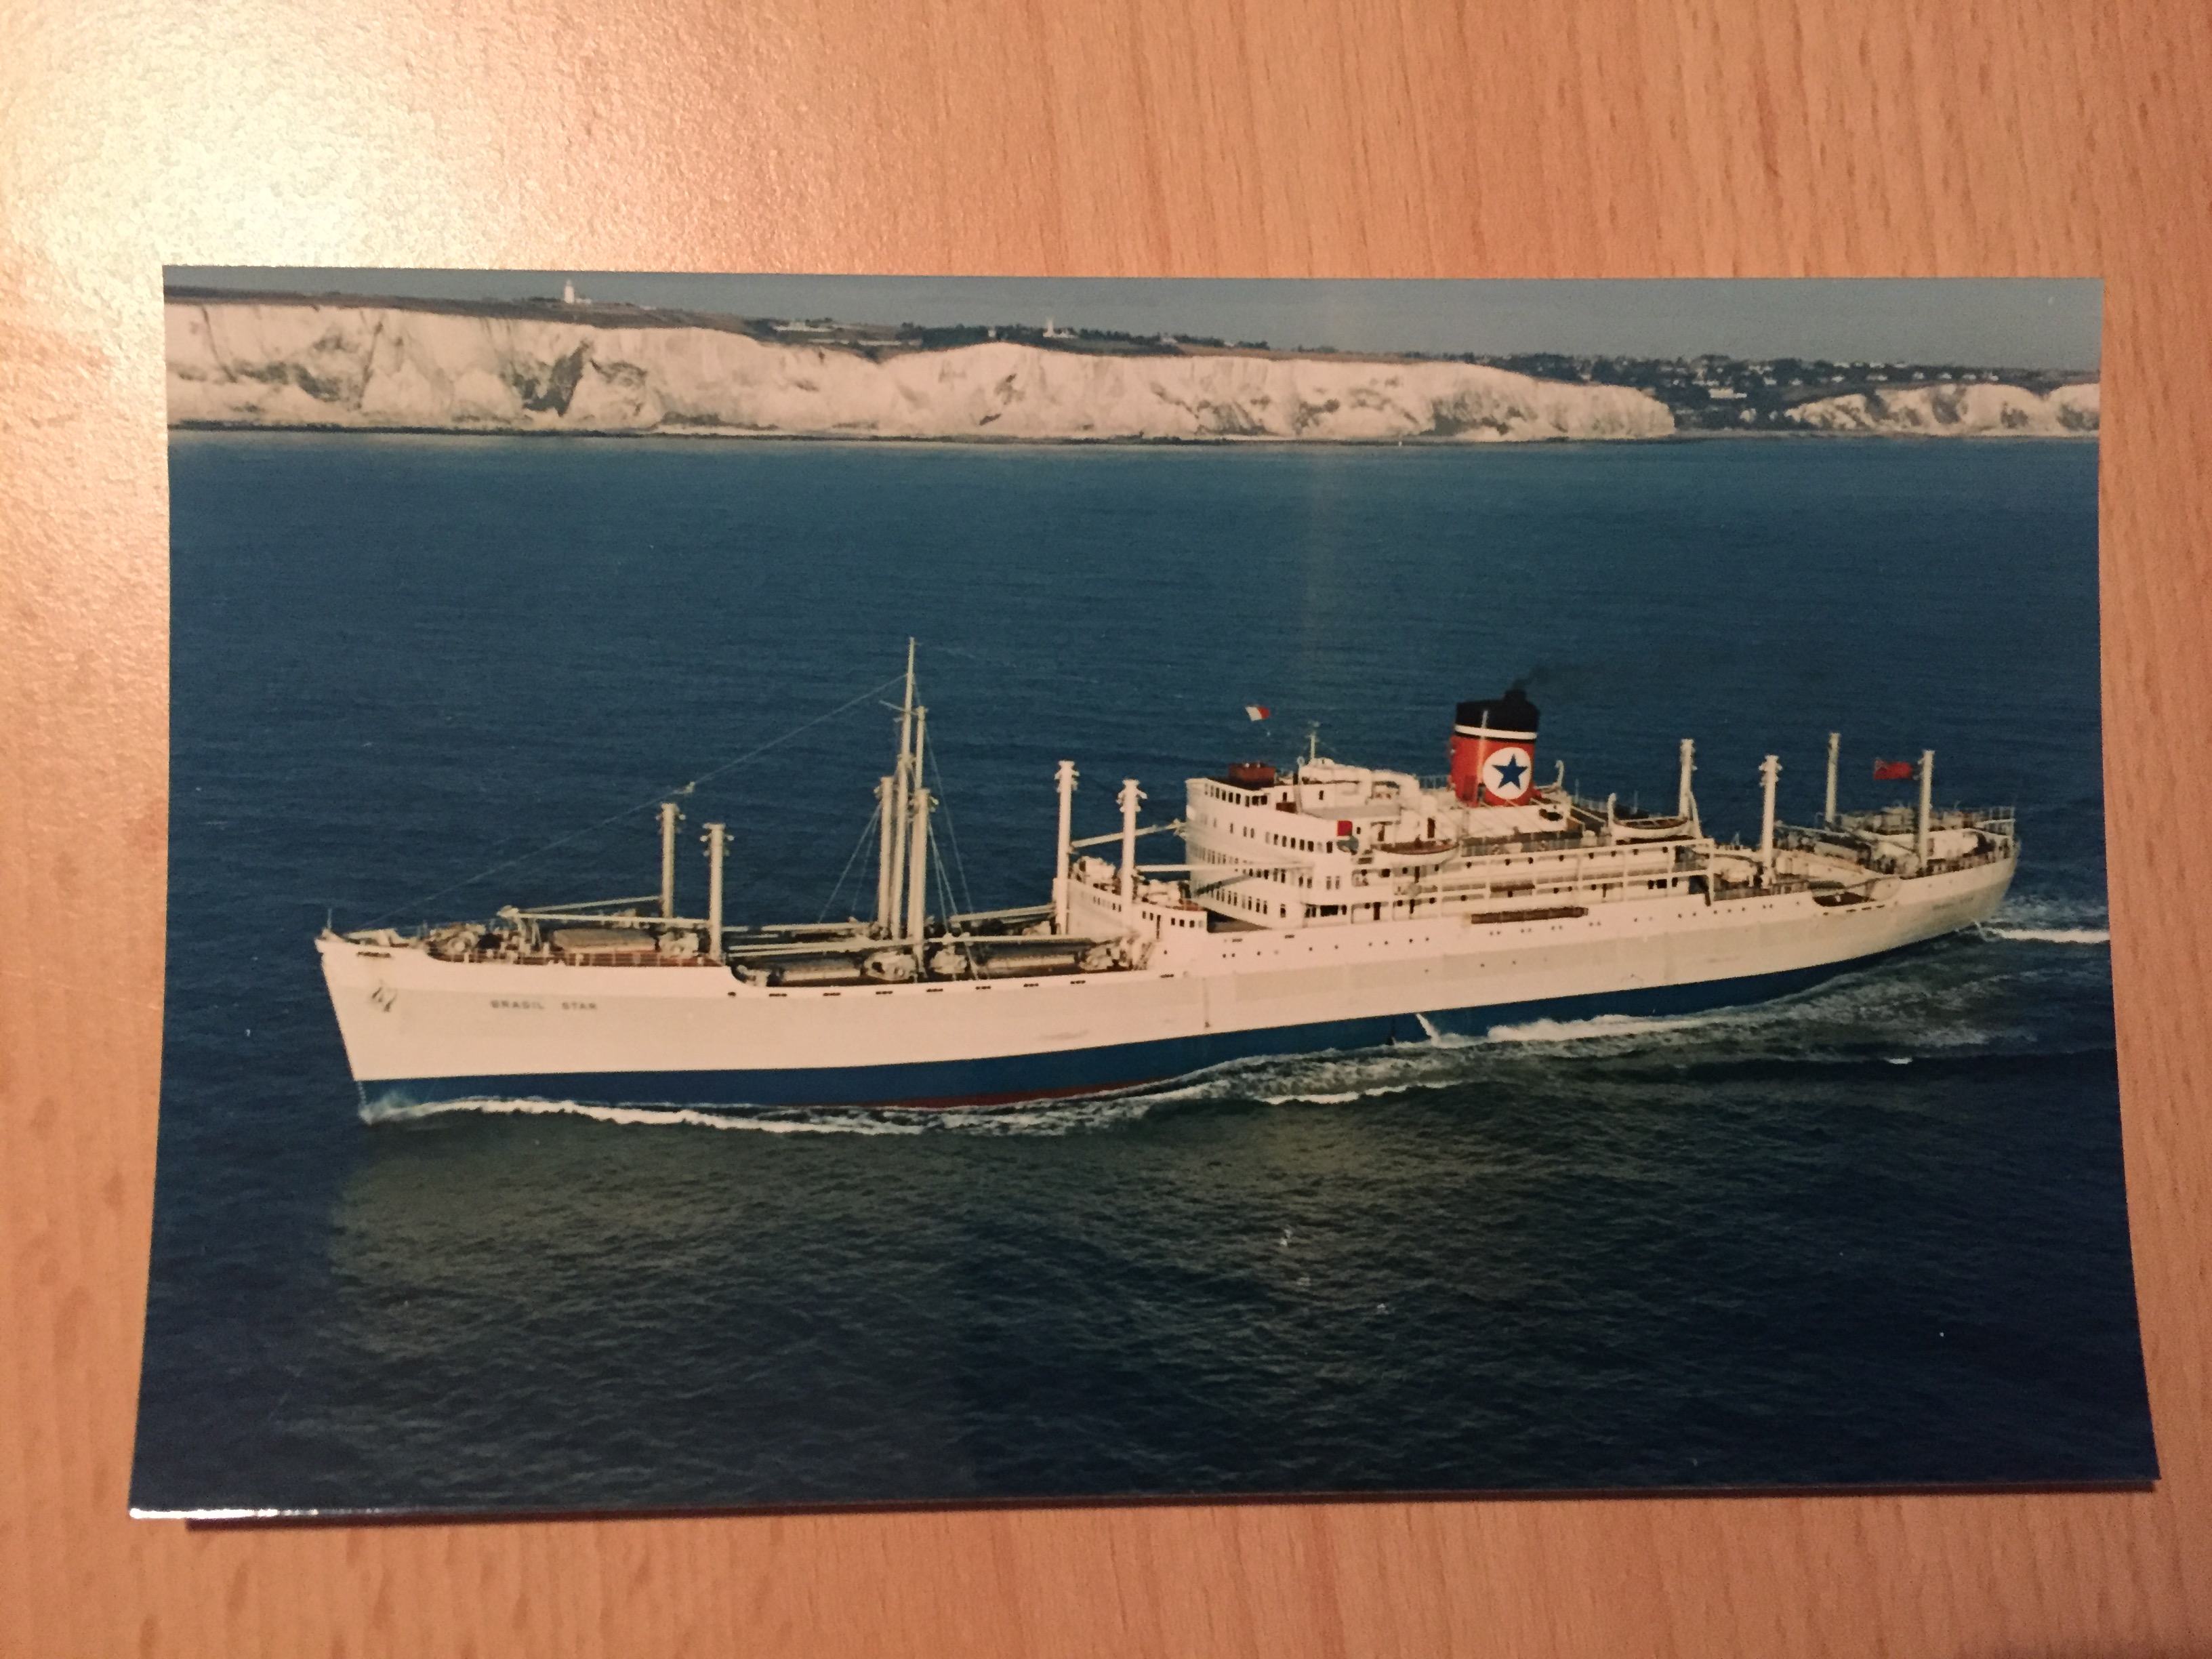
[1785,381,2098,436]
[165,302,1676,443]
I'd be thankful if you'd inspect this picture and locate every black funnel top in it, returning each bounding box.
[1454,688,1541,734]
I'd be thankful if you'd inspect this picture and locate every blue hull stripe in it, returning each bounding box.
[361,953,1899,1113]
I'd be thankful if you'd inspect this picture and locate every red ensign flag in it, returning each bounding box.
[1872,758,1915,781]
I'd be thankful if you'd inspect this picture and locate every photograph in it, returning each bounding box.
[133,272,2150,1517]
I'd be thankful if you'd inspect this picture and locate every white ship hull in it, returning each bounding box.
[321,855,2012,1111]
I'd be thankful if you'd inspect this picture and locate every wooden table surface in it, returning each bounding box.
[3,3,2207,1652]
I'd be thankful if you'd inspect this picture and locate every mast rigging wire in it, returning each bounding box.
[925,746,979,919]
[363,672,907,927]
[927,820,959,933]
[818,810,881,924]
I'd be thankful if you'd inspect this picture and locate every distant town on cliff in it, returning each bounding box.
[164,283,2101,443]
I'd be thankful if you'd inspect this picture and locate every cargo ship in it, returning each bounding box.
[319,649,2018,1111]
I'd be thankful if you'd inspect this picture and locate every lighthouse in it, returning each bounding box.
[1450,688,1541,806]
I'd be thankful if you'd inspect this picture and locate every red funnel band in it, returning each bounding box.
[1451,730,1538,805]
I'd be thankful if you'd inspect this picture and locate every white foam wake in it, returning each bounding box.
[1983,893,2110,945]
[359,1092,1157,1136]
[1121,1049,1464,1109]
[363,1096,920,1134]
[1482,1011,1719,1045]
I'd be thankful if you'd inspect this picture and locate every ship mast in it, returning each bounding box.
[703,821,729,960]
[874,774,895,930]
[1916,749,1934,867]
[658,800,681,918]
[1118,779,1143,903]
[877,640,918,939]
[904,708,931,945]
[1757,754,1780,886]
[869,638,940,949]
[1053,760,1078,934]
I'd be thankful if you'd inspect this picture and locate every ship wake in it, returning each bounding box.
[358,1091,1164,1137]
[1980,895,2110,945]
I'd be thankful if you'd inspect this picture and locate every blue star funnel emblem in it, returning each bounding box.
[1488,752,1528,790]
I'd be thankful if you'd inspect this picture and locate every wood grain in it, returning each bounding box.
[3,2,2209,1652]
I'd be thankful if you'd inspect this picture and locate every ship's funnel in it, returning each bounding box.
[1450,688,1540,805]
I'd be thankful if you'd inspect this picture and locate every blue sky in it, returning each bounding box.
[167,272,2101,371]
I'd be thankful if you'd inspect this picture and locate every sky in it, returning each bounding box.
[166,271,2102,371]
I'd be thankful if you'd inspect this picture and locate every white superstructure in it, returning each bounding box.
[319,651,2018,1111]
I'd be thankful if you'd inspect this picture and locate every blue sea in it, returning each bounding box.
[134,433,2153,1514]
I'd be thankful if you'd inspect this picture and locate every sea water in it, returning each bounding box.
[133,434,2152,1513]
